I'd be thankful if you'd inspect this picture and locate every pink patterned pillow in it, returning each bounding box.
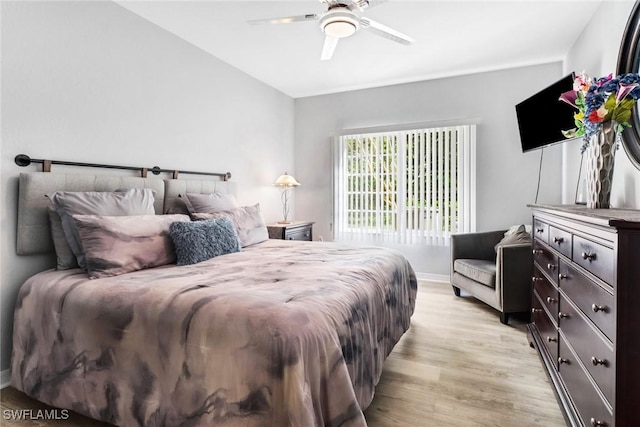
[191,204,268,247]
[72,214,190,279]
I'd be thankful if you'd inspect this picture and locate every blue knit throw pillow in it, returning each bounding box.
[169,217,240,266]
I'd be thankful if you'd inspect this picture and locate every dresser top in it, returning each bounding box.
[529,204,640,229]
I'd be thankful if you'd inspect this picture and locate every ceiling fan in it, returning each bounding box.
[248,0,414,60]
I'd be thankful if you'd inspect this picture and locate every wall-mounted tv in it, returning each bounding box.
[515,73,577,152]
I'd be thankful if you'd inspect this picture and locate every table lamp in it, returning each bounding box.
[274,172,300,223]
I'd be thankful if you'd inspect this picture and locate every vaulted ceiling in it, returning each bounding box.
[118,1,604,98]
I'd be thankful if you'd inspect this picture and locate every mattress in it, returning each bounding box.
[11,239,417,427]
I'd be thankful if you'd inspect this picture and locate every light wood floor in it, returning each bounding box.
[363,281,565,426]
[1,280,565,426]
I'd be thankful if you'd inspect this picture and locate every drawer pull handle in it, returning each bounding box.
[532,277,543,283]
[531,308,542,314]
[532,249,542,255]
[546,296,556,304]
[536,228,544,233]
[553,237,564,244]
[558,274,568,281]
[591,357,608,366]
[547,263,556,270]
[558,357,570,365]
[591,304,607,313]
[581,251,596,261]
[558,312,569,319]
[546,336,557,343]
[590,418,607,427]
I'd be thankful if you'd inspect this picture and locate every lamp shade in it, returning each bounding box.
[274,172,300,187]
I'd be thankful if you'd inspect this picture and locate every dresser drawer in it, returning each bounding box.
[533,268,558,324]
[533,240,558,285]
[532,293,558,368]
[285,226,312,241]
[559,261,615,340]
[548,226,572,259]
[533,219,549,244]
[268,222,314,241]
[573,235,614,285]
[559,296,614,405]
[558,335,613,427]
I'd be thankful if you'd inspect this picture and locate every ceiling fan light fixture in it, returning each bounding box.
[323,20,357,38]
[320,9,359,38]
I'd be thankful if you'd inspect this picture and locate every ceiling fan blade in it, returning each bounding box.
[348,0,389,11]
[360,17,414,45]
[367,0,390,9]
[248,14,319,25]
[321,35,339,60]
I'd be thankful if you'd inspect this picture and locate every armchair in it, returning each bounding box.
[450,230,533,324]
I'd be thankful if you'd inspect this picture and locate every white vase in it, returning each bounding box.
[585,121,616,209]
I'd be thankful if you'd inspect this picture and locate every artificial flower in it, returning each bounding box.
[559,71,640,151]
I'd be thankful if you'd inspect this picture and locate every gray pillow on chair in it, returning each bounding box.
[494,225,531,252]
[48,189,156,269]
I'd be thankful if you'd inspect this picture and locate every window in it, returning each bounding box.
[333,124,476,246]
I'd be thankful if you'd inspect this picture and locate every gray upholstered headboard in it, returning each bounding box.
[17,173,165,255]
[17,173,237,256]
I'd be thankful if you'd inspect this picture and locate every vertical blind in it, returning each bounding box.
[333,125,476,246]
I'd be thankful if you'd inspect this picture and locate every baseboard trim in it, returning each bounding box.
[415,272,449,283]
[1,369,10,389]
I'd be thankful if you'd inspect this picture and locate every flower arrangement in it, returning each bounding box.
[559,71,640,151]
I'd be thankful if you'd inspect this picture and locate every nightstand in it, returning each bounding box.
[267,221,314,241]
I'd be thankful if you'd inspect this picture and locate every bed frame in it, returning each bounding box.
[12,158,418,427]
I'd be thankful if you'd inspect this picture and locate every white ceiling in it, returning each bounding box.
[117,0,605,98]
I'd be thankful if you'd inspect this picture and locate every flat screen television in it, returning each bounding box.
[515,73,577,152]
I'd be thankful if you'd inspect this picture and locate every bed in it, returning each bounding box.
[11,172,417,427]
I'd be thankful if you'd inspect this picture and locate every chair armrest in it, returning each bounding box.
[496,243,534,312]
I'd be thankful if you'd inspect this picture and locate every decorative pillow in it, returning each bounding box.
[48,208,78,270]
[505,224,532,236]
[72,214,190,279]
[164,202,190,215]
[495,225,532,252]
[48,189,156,269]
[192,204,269,247]
[182,192,238,214]
[169,218,241,266]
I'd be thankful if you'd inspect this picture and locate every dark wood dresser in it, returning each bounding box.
[528,205,640,427]
[267,221,314,241]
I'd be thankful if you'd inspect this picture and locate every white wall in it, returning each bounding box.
[563,0,640,208]
[0,1,295,372]
[294,63,565,276]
